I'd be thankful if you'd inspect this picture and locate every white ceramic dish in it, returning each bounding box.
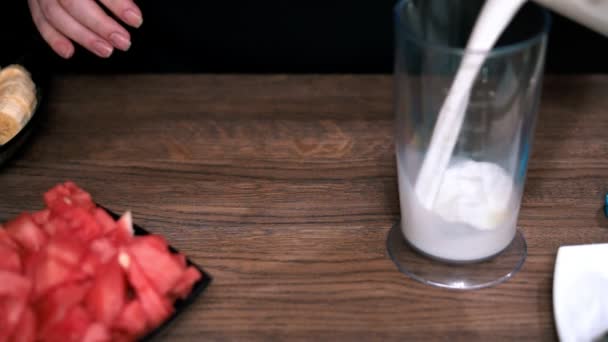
[553,243,608,342]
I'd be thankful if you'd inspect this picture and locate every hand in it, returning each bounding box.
[27,0,143,59]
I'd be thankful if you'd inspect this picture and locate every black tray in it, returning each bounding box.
[104,208,213,341]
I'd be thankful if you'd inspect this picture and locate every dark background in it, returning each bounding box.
[3,0,608,74]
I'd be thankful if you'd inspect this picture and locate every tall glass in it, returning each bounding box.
[388,0,550,289]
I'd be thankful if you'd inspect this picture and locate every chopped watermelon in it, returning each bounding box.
[36,280,92,334]
[44,181,95,214]
[9,306,36,342]
[0,243,22,272]
[81,322,111,342]
[45,238,87,267]
[31,209,51,226]
[43,305,92,342]
[0,182,205,341]
[5,213,47,253]
[171,266,203,300]
[106,211,133,244]
[93,208,116,234]
[32,255,82,299]
[0,296,27,340]
[0,270,32,298]
[113,300,147,337]
[0,228,20,250]
[137,285,173,329]
[84,260,127,325]
[128,238,184,295]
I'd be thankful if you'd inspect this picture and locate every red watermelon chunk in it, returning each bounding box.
[119,251,152,293]
[89,238,118,264]
[128,237,184,295]
[113,300,147,337]
[84,260,127,325]
[44,182,95,214]
[0,270,32,298]
[43,305,92,342]
[0,228,20,251]
[0,243,22,272]
[0,296,27,341]
[106,212,133,244]
[9,306,36,342]
[81,322,111,342]
[170,266,202,300]
[31,209,51,226]
[32,256,80,299]
[5,213,47,253]
[137,285,173,329]
[93,208,116,234]
[46,238,86,267]
[36,281,92,337]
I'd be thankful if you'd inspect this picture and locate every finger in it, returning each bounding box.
[38,0,114,58]
[58,0,131,51]
[98,0,143,28]
[28,0,75,59]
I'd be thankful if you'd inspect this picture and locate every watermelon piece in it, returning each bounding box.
[46,238,87,267]
[81,322,111,342]
[43,305,92,342]
[0,243,22,272]
[0,297,27,341]
[31,209,51,226]
[113,300,147,337]
[110,331,137,342]
[0,228,20,251]
[170,266,202,300]
[84,260,127,325]
[137,285,173,329]
[0,270,32,298]
[9,306,36,342]
[119,251,150,293]
[106,212,134,244]
[62,207,103,242]
[173,253,187,269]
[89,238,118,264]
[128,238,184,295]
[32,256,81,298]
[134,234,168,252]
[119,252,173,327]
[36,281,92,337]
[80,250,103,277]
[4,213,47,253]
[44,181,95,214]
[93,208,116,234]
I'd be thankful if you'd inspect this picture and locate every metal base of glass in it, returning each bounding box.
[387,220,527,290]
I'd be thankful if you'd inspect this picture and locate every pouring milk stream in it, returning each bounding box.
[413,0,608,227]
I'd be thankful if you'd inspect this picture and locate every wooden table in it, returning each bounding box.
[1,74,607,340]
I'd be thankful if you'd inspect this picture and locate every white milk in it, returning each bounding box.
[398,155,519,262]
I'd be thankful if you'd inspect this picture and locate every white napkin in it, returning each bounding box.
[554,244,608,342]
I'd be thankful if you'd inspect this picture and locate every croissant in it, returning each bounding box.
[0,65,37,145]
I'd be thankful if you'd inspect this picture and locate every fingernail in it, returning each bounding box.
[124,9,143,28]
[93,41,113,58]
[110,33,131,51]
[57,43,74,59]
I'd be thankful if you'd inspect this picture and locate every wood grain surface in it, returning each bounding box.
[1,74,607,341]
